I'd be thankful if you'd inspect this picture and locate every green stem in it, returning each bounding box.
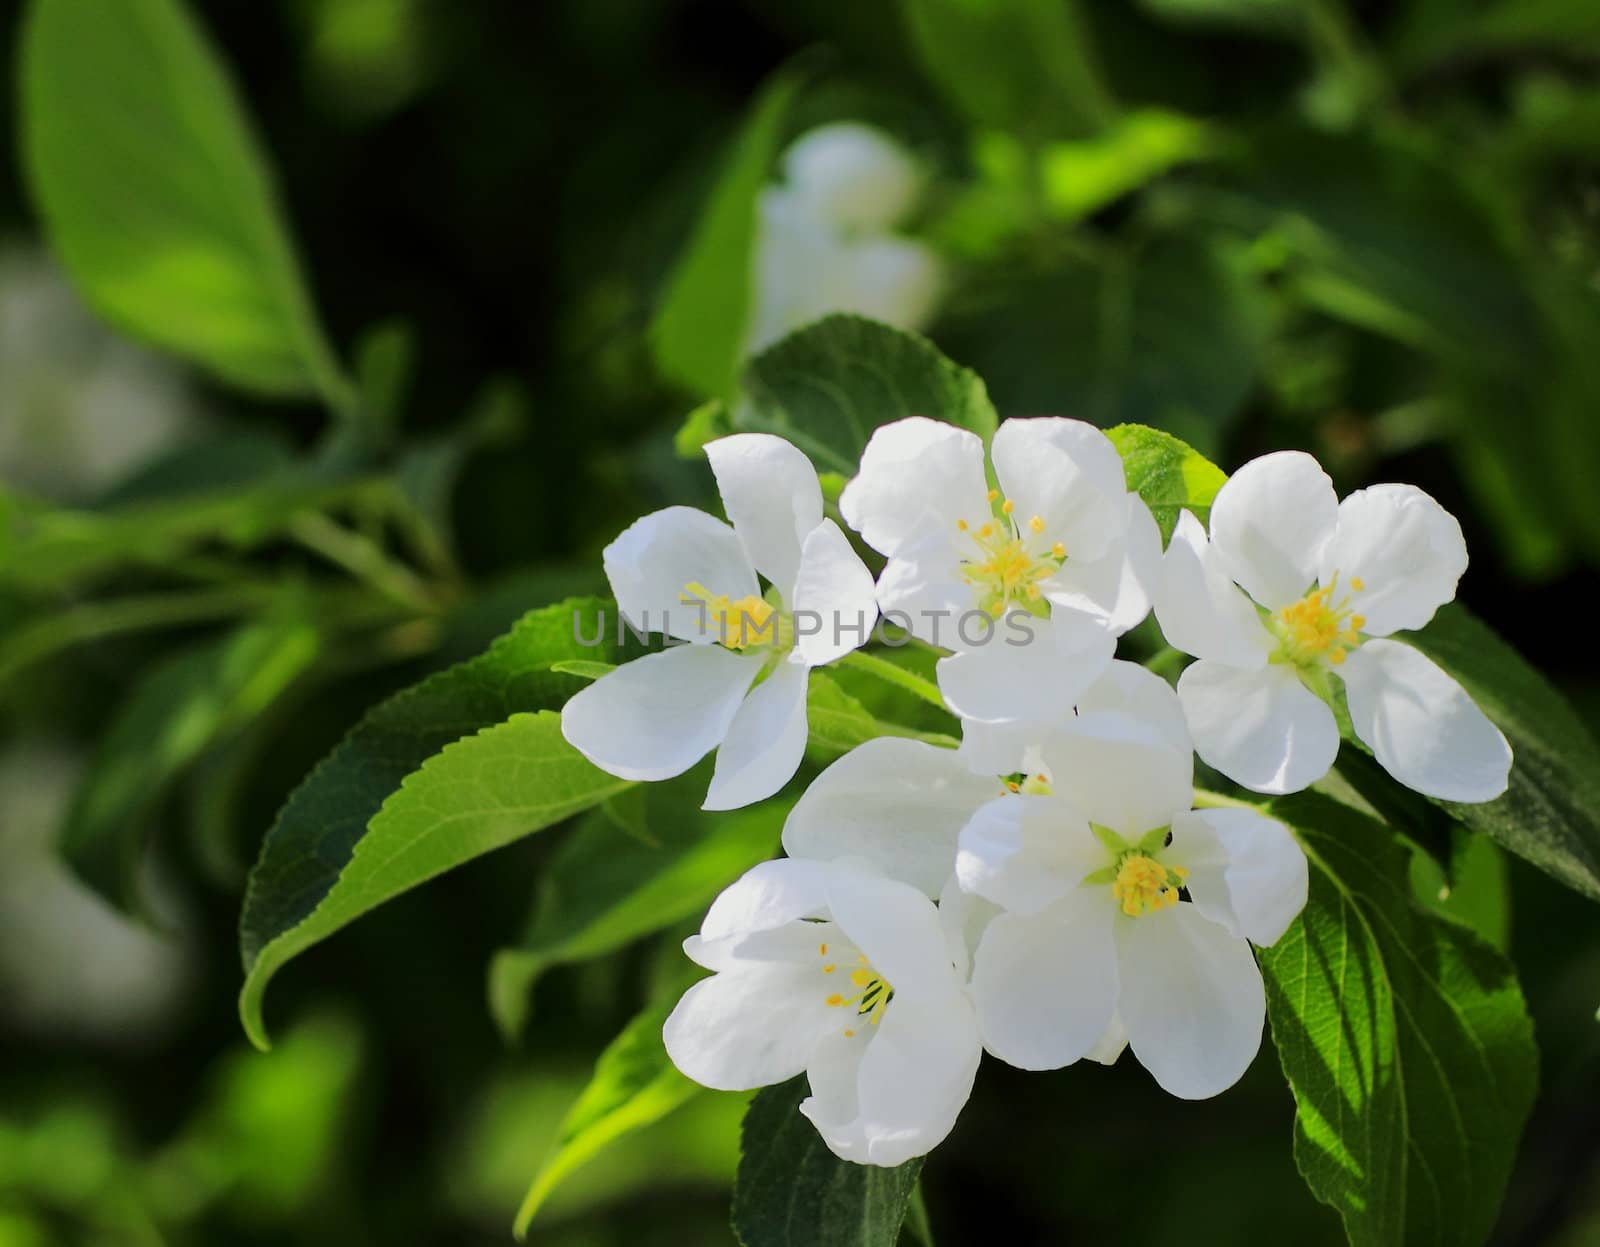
[289,512,442,614]
[1144,646,1188,679]
[1192,787,1266,812]
[837,649,946,710]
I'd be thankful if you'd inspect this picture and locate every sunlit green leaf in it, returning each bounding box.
[1106,422,1228,543]
[239,597,646,1047]
[20,0,352,407]
[488,770,785,1042]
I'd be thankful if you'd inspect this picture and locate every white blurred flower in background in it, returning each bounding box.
[746,124,945,355]
[0,744,192,1042]
[0,244,199,501]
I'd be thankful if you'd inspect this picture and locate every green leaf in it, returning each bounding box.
[1408,829,1511,953]
[247,710,626,1048]
[487,771,786,1042]
[805,670,957,765]
[1259,792,1537,1247]
[1402,603,1600,902]
[20,0,352,408]
[650,68,805,399]
[238,596,644,1047]
[1105,422,1228,543]
[900,0,1114,139]
[737,315,1000,476]
[511,994,701,1237]
[734,1077,924,1247]
[64,613,320,909]
[1037,110,1220,222]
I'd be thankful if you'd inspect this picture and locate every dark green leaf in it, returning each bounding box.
[20,0,352,407]
[650,68,805,399]
[899,0,1113,139]
[1259,792,1537,1247]
[734,1077,924,1247]
[238,596,647,1047]
[737,315,1000,476]
[62,613,321,909]
[1106,422,1228,543]
[1404,603,1600,902]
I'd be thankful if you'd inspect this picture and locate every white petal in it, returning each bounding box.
[705,434,823,596]
[561,645,760,782]
[782,738,998,896]
[663,961,833,1090]
[685,919,842,973]
[1177,660,1339,795]
[938,872,997,983]
[1042,713,1193,840]
[704,662,810,811]
[936,608,1115,724]
[804,987,981,1166]
[1319,484,1467,637]
[782,123,923,233]
[875,542,974,647]
[825,863,958,996]
[956,717,1036,776]
[1342,639,1511,802]
[840,417,990,558]
[604,506,759,644]
[1170,808,1308,947]
[955,794,1100,915]
[1154,509,1273,668]
[1208,451,1338,609]
[990,418,1127,563]
[1116,904,1264,1099]
[827,237,944,333]
[746,189,835,355]
[1074,660,1193,756]
[1086,1012,1128,1066]
[970,893,1119,1070]
[1043,493,1162,635]
[791,519,879,665]
[700,857,833,941]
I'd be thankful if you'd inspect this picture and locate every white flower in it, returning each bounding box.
[955,709,1307,1099]
[746,125,944,355]
[561,434,878,810]
[839,416,1161,724]
[663,856,982,1166]
[1153,450,1511,801]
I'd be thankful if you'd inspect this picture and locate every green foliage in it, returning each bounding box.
[238,597,644,1047]
[735,315,999,475]
[900,0,1113,139]
[1404,604,1600,902]
[1106,422,1228,543]
[488,772,787,1042]
[19,0,352,408]
[733,1078,924,1247]
[511,995,701,1236]
[1259,793,1537,1247]
[650,68,806,399]
[63,612,320,909]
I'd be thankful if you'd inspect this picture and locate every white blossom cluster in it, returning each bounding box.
[561,415,1511,1167]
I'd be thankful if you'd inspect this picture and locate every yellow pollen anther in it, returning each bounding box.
[823,958,894,1031]
[1273,573,1365,669]
[1111,852,1187,918]
[1051,542,1065,558]
[844,1029,855,1037]
[1001,498,1015,515]
[956,518,968,531]
[818,943,828,956]
[681,582,777,650]
[978,523,995,538]
[1028,515,1045,533]
[987,489,999,502]
[826,994,845,1007]
[1351,577,1365,591]
[822,964,836,974]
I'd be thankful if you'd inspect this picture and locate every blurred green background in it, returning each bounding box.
[2,0,1599,1243]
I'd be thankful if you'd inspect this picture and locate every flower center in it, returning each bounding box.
[1110,852,1188,917]
[955,491,1064,618]
[1271,573,1367,669]
[1083,825,1189,918]
[680,581,784,650]
[819,942,892,1038]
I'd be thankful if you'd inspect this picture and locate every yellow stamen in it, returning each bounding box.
[1001,498,1015,515]
[986,488,999,502]
[680,582,777,649]
[1110,852,1187,918]
[1351,576,1365,591]
[1029,515,1045,533]
[1272,572,1365,669]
